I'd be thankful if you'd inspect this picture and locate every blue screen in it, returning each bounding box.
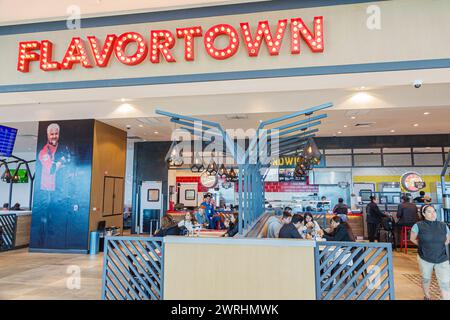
[0,125,18,157]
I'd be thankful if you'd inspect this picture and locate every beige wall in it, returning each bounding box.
[163,237,316,300]
[88,121,127,233]
[2,0,450,87]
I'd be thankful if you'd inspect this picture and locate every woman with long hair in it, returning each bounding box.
[318,215,355,242]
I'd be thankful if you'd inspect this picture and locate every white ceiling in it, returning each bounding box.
[0,0,265,26]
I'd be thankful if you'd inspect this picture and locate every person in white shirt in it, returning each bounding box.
[178,212,196,235]
[299,212,322,239]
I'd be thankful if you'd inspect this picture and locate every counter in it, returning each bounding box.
[0,210,31,249]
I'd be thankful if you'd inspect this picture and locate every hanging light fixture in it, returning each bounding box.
[303,137,322,165]
[227,167,238,182]
[166,141,184,167]
[218,164,228,178]
[1,167,12,183]
[190,152,205,173]
[206,151,218,176]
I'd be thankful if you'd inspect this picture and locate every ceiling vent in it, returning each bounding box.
[225,114,248,120]
[354,122,376,128]
[127,136,143,140]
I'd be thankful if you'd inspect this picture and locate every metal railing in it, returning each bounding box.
[314,241,395,300]
[0,213,17,251]
[101,236,164,300]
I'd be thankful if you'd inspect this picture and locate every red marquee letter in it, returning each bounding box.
[17,41,40,73]
[114,32,147,66]
[40,40,61,71]
[204,24,239,60]
[176,27,202,61]
[88,34,117,67]
[240,19,287,57]
[150,30,176,63]
[61,37,93,69]
[291,16,324,54]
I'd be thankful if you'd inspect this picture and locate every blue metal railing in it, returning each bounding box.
[314,241,395,300]
[0,213,17,251]
[101,236,164,300]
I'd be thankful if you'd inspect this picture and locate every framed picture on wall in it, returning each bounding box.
[185,189,196,201]
[147,189,160,202]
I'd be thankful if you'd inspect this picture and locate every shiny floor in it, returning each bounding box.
[0,247,431,300]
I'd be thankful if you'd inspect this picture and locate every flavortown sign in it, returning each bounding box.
[17,16,324,73]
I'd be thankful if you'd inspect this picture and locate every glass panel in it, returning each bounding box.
[413,147,443,153]
[325,155,352,167]
[324,149,352,155]
[354,154,382,166]
[353,148,381,154]
[383,148,411,154]
[384,154,412,166]
[413,153,444,166]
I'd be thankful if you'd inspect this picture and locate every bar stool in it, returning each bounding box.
[400,226,412,254]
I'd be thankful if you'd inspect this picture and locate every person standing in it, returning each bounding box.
[333,198,349,222]
[410,205,450,300]
[366,196,386,242]
[413,191,426,204]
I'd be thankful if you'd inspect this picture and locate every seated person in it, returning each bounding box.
[153,214,180,237]
[413,191,426,203]
[201,193,220,229]
[279,213,303,239]
[2,203,8,211]
[318,216,355,242]
[223,213,239,237]
[177,212,197,235]
[11,203,21,211]
[266,214,283,238]
[194,206,209,227]
[299,213,321,239]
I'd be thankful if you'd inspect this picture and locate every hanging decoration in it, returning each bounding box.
[218,164,228,178]
[190,152,205,173]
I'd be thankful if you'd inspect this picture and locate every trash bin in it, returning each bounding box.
[89,231,100,255]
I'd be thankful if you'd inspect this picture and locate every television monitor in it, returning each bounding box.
[0,125,18,157]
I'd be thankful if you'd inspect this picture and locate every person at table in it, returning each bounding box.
[195,206,209,227]
[267,213,283,238]
[279,213,303,239]
[333,198,349,222]
[223,213,239,237]
[366,196,387,242]
[413,191,426,204]
[410,205,450,300]
[154,214,180,237]
[395,195,419,246]
[2,203,8,211]
[300,213,321,239]
[178,212,197,235]
[318,216,355,242]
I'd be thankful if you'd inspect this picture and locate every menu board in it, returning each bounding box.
[0,125,18,157]
[278,168,307,182]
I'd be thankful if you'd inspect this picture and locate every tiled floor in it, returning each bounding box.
[0,247,434,300]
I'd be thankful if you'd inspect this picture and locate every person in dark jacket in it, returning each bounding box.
[279,214,303,239]
[153,214,180,237]
[366,196,386,242]
[319,215,355,242]
[410,205,450,300]
[395,196,419,247]
[223,213,239,237]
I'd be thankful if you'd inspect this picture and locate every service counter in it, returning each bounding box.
[0,210,32,249]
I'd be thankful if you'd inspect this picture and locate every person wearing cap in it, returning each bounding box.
[410,205,450,300]
[200,193,219,229]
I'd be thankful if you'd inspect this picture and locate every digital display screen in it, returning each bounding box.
[0,125,18,157]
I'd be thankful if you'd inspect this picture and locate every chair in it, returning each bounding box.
[400,226,412,254]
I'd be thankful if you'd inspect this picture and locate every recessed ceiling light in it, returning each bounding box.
[120,98,126,102]
[351,116,356,120]
[390,129,395,133]
[154,131,159,134]
[343,125,348,128]
[413,123,419,127]
[138,124,143,128]
[337,131,342,134]
[423,112,430,115]
[359,86,365,90]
